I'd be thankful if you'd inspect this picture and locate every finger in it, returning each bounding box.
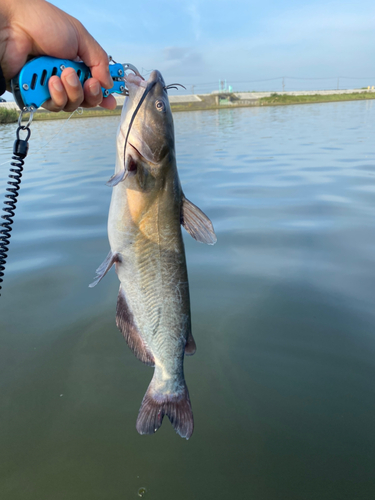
[99,95,117,110]
[71,19,113,89]
[80,92,117,110]
[43,76,68,112]
[60,67,84,112]
[80,78,103,108]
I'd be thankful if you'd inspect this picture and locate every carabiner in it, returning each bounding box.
[17,106,35,128]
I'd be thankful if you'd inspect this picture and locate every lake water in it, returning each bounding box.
[1,100,375,499]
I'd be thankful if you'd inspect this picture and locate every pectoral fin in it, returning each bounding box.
[181,196,217,245]
[89,251,119,288]
[106,169,128,187]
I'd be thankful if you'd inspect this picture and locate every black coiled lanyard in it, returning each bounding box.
[0,107,34,296]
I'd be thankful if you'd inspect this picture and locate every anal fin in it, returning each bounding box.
[116,286,155,367]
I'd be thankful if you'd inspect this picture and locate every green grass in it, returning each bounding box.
[0,107,18,123]
[31,107,122,121]
[4,90,375,125]
[0,105,122,125]
[260,92,375,105]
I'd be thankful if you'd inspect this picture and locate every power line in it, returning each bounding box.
[169,76,375,89]
[338,76,375,79]
[163,75,375,96]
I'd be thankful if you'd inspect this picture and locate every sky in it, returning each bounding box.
[9,0,375,96]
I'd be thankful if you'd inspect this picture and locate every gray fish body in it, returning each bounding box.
[108,152,190,395]
[91,70,216,439]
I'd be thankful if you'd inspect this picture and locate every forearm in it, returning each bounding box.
[0,0,14,20]
[0,0,45,19]
[0,0,12,69]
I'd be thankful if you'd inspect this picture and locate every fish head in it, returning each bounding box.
[117,70,175,176]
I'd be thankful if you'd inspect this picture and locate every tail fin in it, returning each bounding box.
[136,379,194,439]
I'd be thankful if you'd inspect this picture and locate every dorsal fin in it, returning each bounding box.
[181,196,217,245]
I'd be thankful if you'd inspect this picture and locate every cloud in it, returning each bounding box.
[164,47,191,61]
[162,47,206,77]
[41,0,375,91]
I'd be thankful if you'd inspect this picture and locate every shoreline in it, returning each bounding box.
[1,90,375,123]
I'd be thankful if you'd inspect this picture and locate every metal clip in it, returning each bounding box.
[122,64,142,78]
[17,106,35,129]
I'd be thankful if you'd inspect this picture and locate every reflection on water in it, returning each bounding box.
[1,101,375,499]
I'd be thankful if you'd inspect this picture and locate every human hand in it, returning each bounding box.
[0,0,117,111]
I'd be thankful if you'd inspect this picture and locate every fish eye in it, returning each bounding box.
[155,100,165,112]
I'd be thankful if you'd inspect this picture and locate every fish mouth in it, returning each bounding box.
[124,70,164,90]
[124,72,147,89]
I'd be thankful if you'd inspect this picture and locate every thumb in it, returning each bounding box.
[71,18,113,89]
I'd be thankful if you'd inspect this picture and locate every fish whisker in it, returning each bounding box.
[164,83,186,91]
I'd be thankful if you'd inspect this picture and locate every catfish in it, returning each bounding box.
[90,69,216,439]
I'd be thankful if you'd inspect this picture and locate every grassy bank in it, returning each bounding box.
[0,107,18,123]
[259,92,375,105]
[2,91,375,123]
[32,108,122,121]
[0,107,122,124]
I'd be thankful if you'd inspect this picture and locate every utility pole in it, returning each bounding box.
[191,85,195,95]
[282,77,285,92]
[337,77,339,90]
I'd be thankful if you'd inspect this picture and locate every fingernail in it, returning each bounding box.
[52,79,63,92]
[89,81,100,96]
[66,71,80,88]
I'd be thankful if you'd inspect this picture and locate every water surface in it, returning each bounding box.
[1,101,375,499]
